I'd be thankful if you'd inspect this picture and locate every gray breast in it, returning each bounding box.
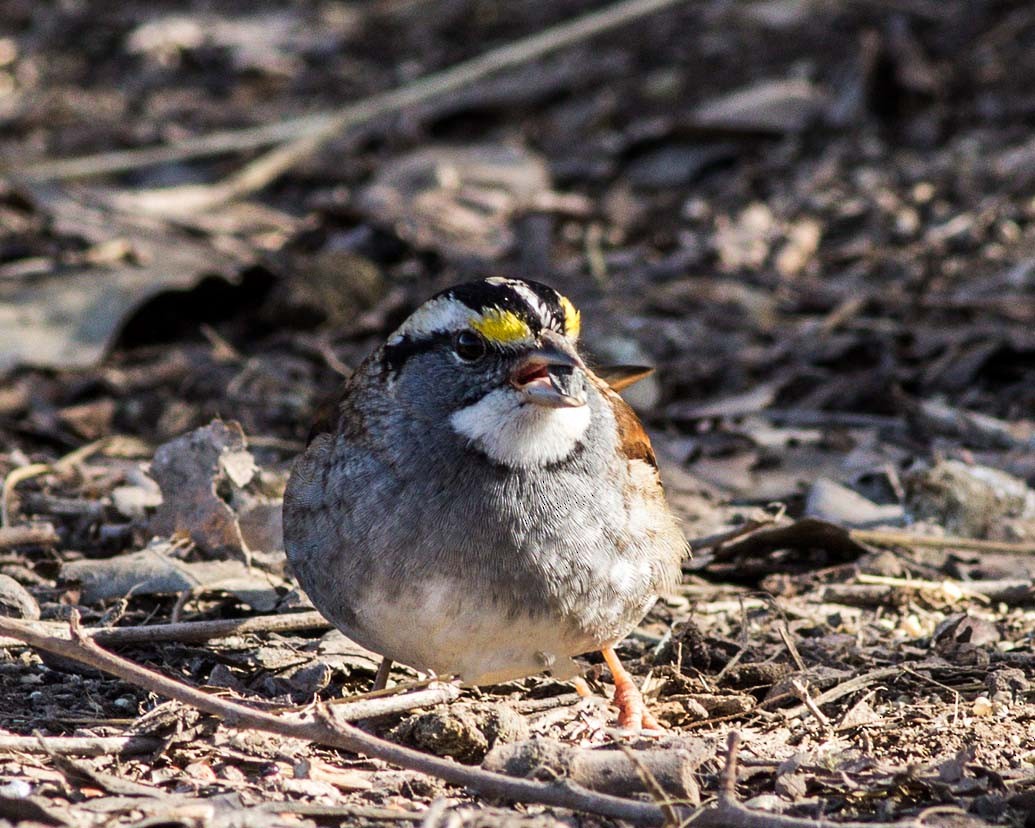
[283,387,665,667]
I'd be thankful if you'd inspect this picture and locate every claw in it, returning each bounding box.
[603,646,665,732]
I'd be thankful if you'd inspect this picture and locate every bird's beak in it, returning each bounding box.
[510,331,588,408]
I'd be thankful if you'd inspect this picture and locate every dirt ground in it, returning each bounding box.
[2,0,1035,826]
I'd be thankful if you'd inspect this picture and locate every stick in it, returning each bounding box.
[0,611,332,650]
[329,684,461,721]
[0,523,59,550]
[850,529,1035,555]
[820,580,1034,607]
[0,734,162,756]
[16,0,692,202]
[0,614,663,825]
[0,617,921,827]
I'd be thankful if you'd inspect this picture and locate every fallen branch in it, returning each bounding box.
[850,529,1035,555]
[0,523,59,550]
[330,684,461,721]
[821,580,1034,607]
[17,0,692,213]
[776,666,902,721]
[0,734,162,756]
[0,614,662,825]
[0,615,924,827]
[0,611,332,649]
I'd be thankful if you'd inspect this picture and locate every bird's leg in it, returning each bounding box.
[602,646,663,731]
[572,676,594,698]
[372,657,393,691]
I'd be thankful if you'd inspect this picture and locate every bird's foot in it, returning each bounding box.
[602,646,665,732]
[612,677,663,731]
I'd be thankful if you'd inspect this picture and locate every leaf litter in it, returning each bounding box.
[2,0,1035,826]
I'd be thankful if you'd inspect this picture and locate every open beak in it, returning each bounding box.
[510,331,588,408]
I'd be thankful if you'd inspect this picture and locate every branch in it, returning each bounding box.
[0,614,663,825]
[0,617,922,828]
[0,611,332,649]
[0,734,162,756]
[0,523,59,550]
[15,0,693,215]
[850,529,1035,555]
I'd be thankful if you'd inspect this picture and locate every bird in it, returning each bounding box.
[283,277,687,729]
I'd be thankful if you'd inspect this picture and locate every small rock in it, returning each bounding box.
[985,667,1028,702]
[904,459,1035,538]
[933,613,1001,647]
[391,702,529,764]
[805,478,905,528]
[714,203,775,270]
[775,771,808,800]
[284,662,333,696]
[972,696,994,717]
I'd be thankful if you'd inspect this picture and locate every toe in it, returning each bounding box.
[614,682,665,732]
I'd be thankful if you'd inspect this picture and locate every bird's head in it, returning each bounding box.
[380,277,594,468]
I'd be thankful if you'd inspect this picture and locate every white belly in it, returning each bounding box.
[345,578,607,685]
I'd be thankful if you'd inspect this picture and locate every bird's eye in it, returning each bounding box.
[453,330,487,362]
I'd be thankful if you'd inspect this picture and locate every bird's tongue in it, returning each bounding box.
[513,362,551,390]
[512,362,587,408]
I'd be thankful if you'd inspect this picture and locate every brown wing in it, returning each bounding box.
[590,372,657,469]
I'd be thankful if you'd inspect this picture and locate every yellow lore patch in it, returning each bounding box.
[471,308,532,344]
[558,294,581,338]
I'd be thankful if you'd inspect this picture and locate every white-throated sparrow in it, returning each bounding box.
[283,277,687,729]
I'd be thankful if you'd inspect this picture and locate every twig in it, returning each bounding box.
[685,515,784,554]
[328,684,461,722]
[821,580,1034,607]
[0,614,664,826]
[790,679,833,733]
[90,610,331,645]
[776,666,902,720]
[0,523,59,550]
[854,573,991,604]
[850,529,1035,555]
[2,438,114,527]
[0,611,332,650]
[701,731,919,828]
[253,803,424,821]
[1,464,50,528]
[0,615,923,828]
[776,624,806,673]
[718,731,742,804]
[0,734,162,756]
[17,0,693,212]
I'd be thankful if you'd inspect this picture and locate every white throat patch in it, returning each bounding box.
[450,388,591,468]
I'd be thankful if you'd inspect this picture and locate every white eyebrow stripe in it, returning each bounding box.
[392,296,476,340]
[498,279,555,329]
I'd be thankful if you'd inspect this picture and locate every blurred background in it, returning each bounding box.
[1,0,1034,529]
